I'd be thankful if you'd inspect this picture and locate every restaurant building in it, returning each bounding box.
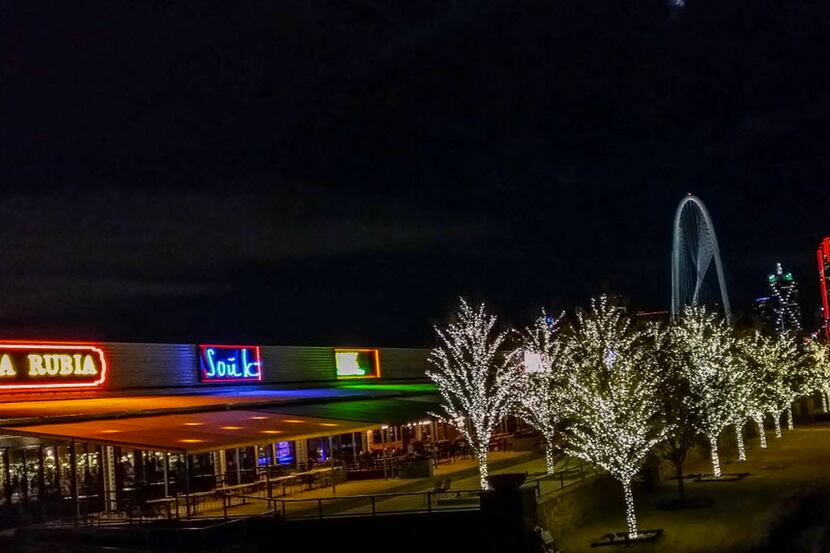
[0,341,447,524]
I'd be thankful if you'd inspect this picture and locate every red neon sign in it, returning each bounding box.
[0,342,107,391]
[818,238,830,340]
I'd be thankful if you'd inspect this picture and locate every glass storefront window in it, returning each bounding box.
[42,446,60,498]
[0,449,7,506]
[276,441,295,465]
[256,445,272,467]
[8,448,26,504]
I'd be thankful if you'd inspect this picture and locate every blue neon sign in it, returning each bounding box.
[199,345,262,382]
[276,441,294,465]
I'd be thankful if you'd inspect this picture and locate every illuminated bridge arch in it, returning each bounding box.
[670,194,732,322]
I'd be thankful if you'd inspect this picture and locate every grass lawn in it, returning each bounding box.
[552,422,830,553]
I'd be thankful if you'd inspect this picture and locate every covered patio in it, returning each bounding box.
[0,393,533,525]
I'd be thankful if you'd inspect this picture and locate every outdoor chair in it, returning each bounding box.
[432,477,452,501]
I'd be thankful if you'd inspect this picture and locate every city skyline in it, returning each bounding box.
[2,2,827,345]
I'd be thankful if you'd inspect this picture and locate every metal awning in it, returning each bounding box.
[1,410,377,454]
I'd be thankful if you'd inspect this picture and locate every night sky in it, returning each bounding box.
[1,1,828,346]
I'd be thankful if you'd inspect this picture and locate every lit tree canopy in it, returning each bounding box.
[738,331,784,446]
[670,305,737,477]
[562,297,667,538]
[427,298,521,490]
[650,322,703,497]
[514,310,568,474]
[799,340,830,399]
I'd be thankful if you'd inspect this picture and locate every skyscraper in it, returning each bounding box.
[818,238,830,340]
[768,263,803,335]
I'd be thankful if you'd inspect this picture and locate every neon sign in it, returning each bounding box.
[335,348,381,379]
[276,441,294,464]
[0,343,107,391]
[199,345,262,382]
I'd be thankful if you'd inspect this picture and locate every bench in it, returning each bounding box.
[591,529,663,547]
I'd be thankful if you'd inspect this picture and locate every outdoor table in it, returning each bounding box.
[289,467,340,490]
[144,496,177,519]
[268,474,298,496]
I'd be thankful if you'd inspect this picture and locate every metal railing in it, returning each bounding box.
[21,458,600,527]
[216,488,484,521]
[526,461,598,499]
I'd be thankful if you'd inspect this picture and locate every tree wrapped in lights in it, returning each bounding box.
[514,311,568,474]
[793,340,830,421]
[767,334,800,437]
[650,322,702,498]
[562,297,667,538]
[738,332,784,449]
[723,342,755,462]
[427,299,521,490]
[671,306,737,478]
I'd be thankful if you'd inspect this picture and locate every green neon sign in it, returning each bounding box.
[335,349,381,379]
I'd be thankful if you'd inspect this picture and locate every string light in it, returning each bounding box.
[741,332,801,444]
[767,263,803,335]
[671,306,738,478]
[515,310,567,474]
[562,297,667,539]
[797,340,830,416]
[427,299,521,490]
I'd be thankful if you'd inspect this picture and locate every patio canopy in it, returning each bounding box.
[1,409,377,454]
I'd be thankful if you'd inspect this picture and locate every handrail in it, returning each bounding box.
[224,488,483,503]
[213,487,484,521]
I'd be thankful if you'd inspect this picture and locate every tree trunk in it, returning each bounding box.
[772,411,782,438]
[544,437,556,475]
[621,478,638,539]
[709,434,721,478]
[754,414,767,448]
[674,457,685,500]
[476,448,489,490]
[735,424,746,461]
[787,407,794,430]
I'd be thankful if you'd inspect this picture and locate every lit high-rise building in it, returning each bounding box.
[818,238,830,340]
[768,263,803,335]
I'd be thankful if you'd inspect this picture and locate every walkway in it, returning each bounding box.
[198,450,542,519]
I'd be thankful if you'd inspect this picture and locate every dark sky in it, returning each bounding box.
[1,0,828,346]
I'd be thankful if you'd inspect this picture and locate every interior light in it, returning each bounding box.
[319,423,339,427]
[183,422,204,426]
[283,419,304,423]
[260,430,284,435]
[179,439,205,443]
[220,426,243,430]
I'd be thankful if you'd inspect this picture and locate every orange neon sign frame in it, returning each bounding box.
[334,348,381,379]
[0,341,108,391]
